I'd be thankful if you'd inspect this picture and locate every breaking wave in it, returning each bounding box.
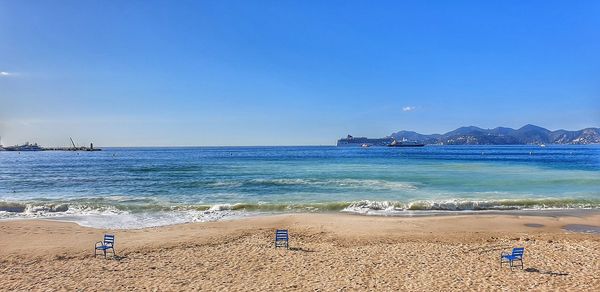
[0,200,246,229]
[1,197,599,229]
[245,178,417,190]
[176,178,418,191]
[341,198,600,214]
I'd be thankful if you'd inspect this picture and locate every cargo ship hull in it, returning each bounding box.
[336,135,394,147]
[337,135,426,147]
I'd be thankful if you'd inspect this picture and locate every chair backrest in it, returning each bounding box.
[511,247,524,257]
[275,229,288,241]
[104,234,115,246]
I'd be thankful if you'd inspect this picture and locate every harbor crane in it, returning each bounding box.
[69,137,77,150]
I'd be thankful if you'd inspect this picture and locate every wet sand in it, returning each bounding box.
[1,213,599,291]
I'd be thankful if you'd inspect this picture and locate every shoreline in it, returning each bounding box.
[1,213,599,290]
[2,207,599,230]
[0,208,600,230]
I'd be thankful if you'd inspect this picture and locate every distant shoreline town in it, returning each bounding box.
[339,124,600,146]
[1,125,598,150]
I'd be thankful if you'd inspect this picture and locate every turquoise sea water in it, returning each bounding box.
[1,145,599,228]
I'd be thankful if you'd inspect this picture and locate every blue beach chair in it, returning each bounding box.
[274,229,289,249]
[500,247,524,269]
[95,234,116,258]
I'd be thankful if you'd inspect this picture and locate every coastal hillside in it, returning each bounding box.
[390,124,600,145]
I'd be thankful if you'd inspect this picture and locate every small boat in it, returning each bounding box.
[539,144,546,147]
[4,142,44,151]
[361,144,370,148]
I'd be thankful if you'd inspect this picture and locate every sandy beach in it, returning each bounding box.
[1,213,599,291]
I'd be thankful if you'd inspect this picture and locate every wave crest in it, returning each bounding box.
[1,198,599,229]
[246,178,417,190]
[342,198,600,214]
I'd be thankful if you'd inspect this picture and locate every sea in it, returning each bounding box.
[1,145,599,229]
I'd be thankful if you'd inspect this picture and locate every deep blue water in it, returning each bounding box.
[1,145,599,228]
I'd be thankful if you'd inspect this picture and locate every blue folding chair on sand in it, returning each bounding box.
[500,247,524,269]
[95,234,116,258]
[275,229,289,249]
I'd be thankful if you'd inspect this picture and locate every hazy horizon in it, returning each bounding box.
[1,1,599,147]
[1,123,598,148]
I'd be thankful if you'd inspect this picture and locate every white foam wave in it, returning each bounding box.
[342,200,401,215]
[206,181,244,188]
[248,178,417,190]
[2,198,597,228]
[342,198,600,215]
[51,210,248,229]
[0,203,125,220]
[208,204,234,211]
[342,199,520,214]
[0,201,249,229]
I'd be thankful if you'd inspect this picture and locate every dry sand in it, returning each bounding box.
[1,213,599,291]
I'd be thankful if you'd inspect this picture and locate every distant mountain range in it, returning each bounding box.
[389,125,600,145]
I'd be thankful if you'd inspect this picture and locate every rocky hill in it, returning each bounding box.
[389,125,600,145]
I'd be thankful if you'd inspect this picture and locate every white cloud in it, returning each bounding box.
[0,71,13,77]
[402,106,416,112]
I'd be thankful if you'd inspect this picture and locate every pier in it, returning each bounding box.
[42,145,101,151]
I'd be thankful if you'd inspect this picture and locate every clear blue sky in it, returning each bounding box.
[1,0,598,146]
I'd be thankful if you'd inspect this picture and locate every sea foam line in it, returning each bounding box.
[1,198,599,229]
